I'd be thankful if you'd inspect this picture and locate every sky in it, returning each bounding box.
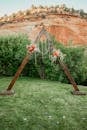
[0,0,87,17]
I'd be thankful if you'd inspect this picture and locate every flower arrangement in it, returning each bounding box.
[52,50,60,57]
[26,44,40,54]
[51,49,65,62]
[26,44,65,63]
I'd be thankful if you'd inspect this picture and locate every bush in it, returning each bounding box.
[33,40,87,85]
[0,34,30,76]
[0,35,87,85]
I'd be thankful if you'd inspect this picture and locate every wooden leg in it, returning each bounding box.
[58,59,86,95]
[0,55,30,95]
[58,58,79,91]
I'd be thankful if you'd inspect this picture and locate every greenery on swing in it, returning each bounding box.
[0,34,87,85]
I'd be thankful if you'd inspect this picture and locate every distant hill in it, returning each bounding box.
[0,5,87,45]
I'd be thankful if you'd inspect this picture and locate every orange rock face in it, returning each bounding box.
[0,14,87,45]
[47,24,87,45]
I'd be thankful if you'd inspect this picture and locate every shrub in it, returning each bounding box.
[0,35,87,85]
[33,40,87,85]
[0,34,30,76]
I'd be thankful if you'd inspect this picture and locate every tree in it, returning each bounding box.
[12,13,16,18]
[70,8,75,14]
[79,9,85,18]
[26,10,30,15]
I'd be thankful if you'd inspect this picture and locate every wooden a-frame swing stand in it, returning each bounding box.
[0,27,86,96]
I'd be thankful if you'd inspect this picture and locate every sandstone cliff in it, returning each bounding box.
[0,5,87,45]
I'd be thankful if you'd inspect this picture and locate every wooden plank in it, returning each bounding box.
[7,55,29,91]
[58,58,79,91]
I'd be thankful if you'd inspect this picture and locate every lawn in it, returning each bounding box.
[0,77,87,130]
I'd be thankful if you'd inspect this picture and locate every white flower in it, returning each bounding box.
[56,121,59,124]
[34,47,40,53]
[48,115,52,119]
[63,116,66,119]
[23,118,27,121]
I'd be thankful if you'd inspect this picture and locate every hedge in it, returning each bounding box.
[0,34,30,76]
[0,34,87,85]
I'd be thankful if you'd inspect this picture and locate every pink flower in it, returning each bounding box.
[52,50,60,57]
[27,44,36,53]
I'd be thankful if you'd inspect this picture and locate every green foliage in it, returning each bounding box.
[0,34,30,76]
[0,35,87,85]
[63,46,87,85]
[33,39,87,85]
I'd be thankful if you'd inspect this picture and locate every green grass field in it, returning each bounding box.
[0,77,87,130]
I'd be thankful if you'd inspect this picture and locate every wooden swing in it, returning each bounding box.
[0,27,86,95]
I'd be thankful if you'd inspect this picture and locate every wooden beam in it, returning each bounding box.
[7,55,29,91]
[58,58,79,91]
